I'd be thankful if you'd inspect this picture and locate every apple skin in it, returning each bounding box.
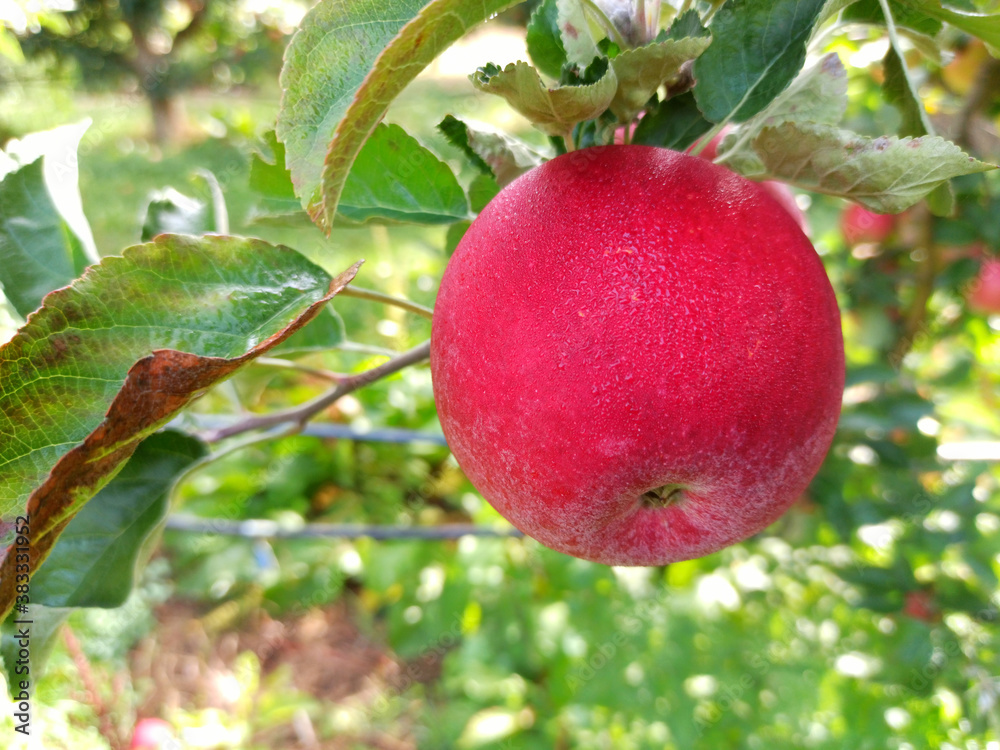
[431,146,844,565]
[130,718,174,750]
[840,203,896,245]
[688,130,809,233]
[968,258,1000,314]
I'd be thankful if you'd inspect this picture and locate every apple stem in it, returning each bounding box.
[689,119,729,158]
[563,128,576,152]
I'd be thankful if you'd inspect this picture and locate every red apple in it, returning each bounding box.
[431,146,844,565]
[840,203,896,245]
[902,590,940,623]
[688,130,808,233]
[968,258,1000,314]
[130,718,175,750]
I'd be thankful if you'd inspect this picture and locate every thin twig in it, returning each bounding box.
[338,285,433,320]
[955,57,1000,151]
[253,357,344,381]
[890,205,937,367]
[338,341,401,358]
[64,625,124,750]
[201,341,431,443]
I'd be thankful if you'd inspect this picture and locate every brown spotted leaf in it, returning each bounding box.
[0,234,360,619]
[747,123,995,212]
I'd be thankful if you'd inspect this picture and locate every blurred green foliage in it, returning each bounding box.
[0,7,999,750]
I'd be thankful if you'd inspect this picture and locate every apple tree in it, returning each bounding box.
[1,0,1000,745]
[7,0,293,143]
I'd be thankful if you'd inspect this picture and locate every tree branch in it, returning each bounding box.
[252,357,343,381]
[172,0,211,51]
[64,625,123,750]
[200,340,432,443]
[889,205,937,367]
[338,285,434,320]
[955,56,1000,152]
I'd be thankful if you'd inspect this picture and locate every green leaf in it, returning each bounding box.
[0,235,361,620]
[664,8,710,41]
[837,559,917,589]
[631,91,713,150]
[693,0,827,123]
[557,0,601,68]
[560,52,612,86]
[748,122,996,212]
[140,187,210,241]
[471,60,617,137]
[445,221,471,255]
[262,121,468,226]
[0,160,83,318]
[874,0,938,146]
[248,130,310,226]
[338,122,468,225]
[752,51,848,129]
[277,0,519,234]
[438,115,547,186]
[250,130,299,204]
[716,52,848,169]
[608,36,712,122]
[899,0,1000,56]
[1,120,98,267]
[30,431,205,609]
[574,113,618,148]
[925,180,956,217]
[468,172,501,214]
[0,118,98,319]
[882,46,930,139]
[444,173,500,256]
[2,605,71,699]
[527,0,567,79]
[844,0,944,36]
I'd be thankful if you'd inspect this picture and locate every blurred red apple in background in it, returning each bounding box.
[903,590,940,623]
[968,258,1000,314]
[130,718,175,750]
[840,203,896,245]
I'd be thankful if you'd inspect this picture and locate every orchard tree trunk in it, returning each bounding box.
[130,43,187,145]
[149,92,185,145]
